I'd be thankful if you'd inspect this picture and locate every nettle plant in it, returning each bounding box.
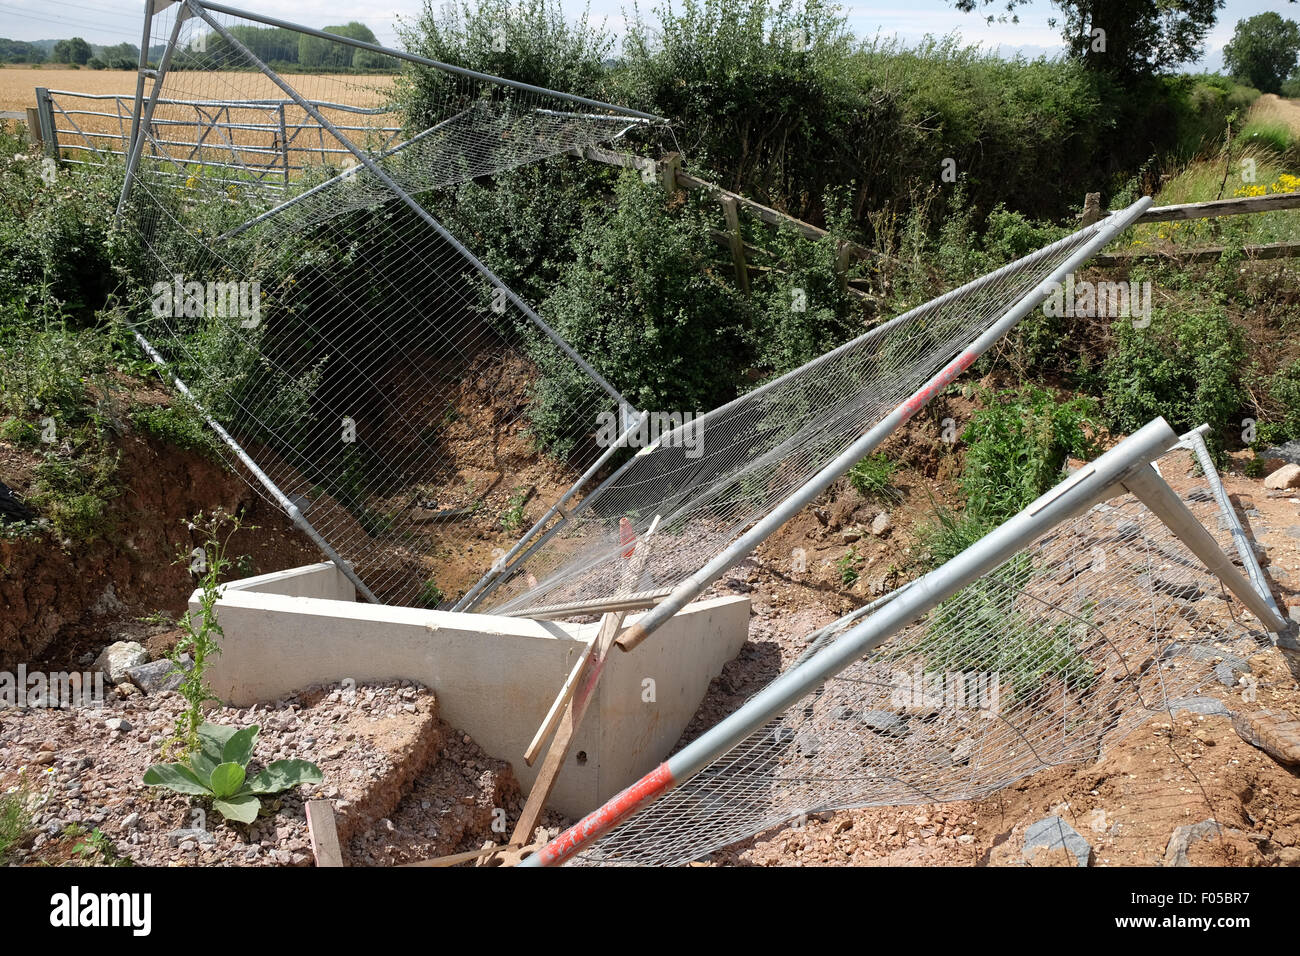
[144,722,322,824]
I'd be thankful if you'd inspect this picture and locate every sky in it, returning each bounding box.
[0,0,1294,71]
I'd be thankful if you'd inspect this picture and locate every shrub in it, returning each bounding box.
[132,402,217,457]
[396,0,617,125]
[959,386,1097,522]
[0,319,113,426]
[1101,308,1247,458]
[427,157,612,307]
[619,0,864,221]
[28,441,120,542]
[1258,359,1300,445]
[0,129,119,326]
[748,188,868,374]
[533,174,752,454]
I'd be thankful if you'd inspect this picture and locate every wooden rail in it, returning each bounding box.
[570,145,876,266]
[1131,192,1300,223]
[1094,240,1300,266]
[574,147,1300,283]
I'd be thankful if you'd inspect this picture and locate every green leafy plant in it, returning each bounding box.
[922,570,1096,701]
[919,504,994,570]
[144,722,323,824]
[959,386,1097,522]
[416,578,445,608]
[27,441,120,542]
[836,548,859,586]
[1257,358,1300,445]
[499,487,527,533]
[131,402,217,457]
[165,509,251,758]
[70,826,129,866]
[0,789,30,864]
[1101,307,1246,460]
[847,452,898,502]
[0,765,55,864]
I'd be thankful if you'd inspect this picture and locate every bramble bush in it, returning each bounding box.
[1100,307,1246,459]
[531,174,752,454]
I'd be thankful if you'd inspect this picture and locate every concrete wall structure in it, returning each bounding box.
[194,564,749,816]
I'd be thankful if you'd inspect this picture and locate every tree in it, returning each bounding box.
[299,22,377,70]
[0,38,47,63]
[1224,12,1300,95]
[950,0,1223,76]
[51,36,92,65]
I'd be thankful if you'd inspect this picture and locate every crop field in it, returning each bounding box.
[2,65,397,149]
[4,65,400,175]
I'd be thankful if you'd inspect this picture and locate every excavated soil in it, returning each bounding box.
[0,431,318,671]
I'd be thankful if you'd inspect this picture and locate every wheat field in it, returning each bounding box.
[2,65,397,142]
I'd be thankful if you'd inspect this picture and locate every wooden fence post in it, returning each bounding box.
[25,107,42,148]
[1080,192,1102,226]
[659,151,681,197]
[720,195,749,293]
[835,239,854,291]
[33,88,59,159]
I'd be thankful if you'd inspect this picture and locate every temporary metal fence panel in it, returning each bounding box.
[527,419,1287,866]
[467,199,1152,632]
[117,0,661,605]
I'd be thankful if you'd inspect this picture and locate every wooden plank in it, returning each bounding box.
[305,799,344,867]
[402,844,505,867]
[524,628,600,766]
[501,587,672,620]
[1133,192,1300,223]
[1093,240,1300,266]
[568,144,656,177]
[510,610,626,845]
[571,144,876,263]
[704,229,876,302]
[676,169,875,263]
[680,169,828,241]
[25,108,41,146]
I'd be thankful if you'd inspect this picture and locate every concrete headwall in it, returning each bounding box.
[195,566,748,817]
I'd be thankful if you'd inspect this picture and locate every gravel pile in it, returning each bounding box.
[0,679,447,866]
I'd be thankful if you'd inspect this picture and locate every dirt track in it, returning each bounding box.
[1248,93,1300,135]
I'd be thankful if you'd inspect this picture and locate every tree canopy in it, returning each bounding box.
[1224,12,1300,95]
[950,0,1224,76]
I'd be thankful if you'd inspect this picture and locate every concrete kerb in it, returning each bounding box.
[193,563,749,817]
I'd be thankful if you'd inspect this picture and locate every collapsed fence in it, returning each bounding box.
[116,0,661,605]
[526,420,1288,866]
[460,200,1151,629]
[99,1,1300,871]
[116,0,1155,621]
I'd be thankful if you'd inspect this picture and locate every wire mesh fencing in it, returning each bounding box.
[564,441,1278,865]
[469,214,1130,616]
[117,0,658,604]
